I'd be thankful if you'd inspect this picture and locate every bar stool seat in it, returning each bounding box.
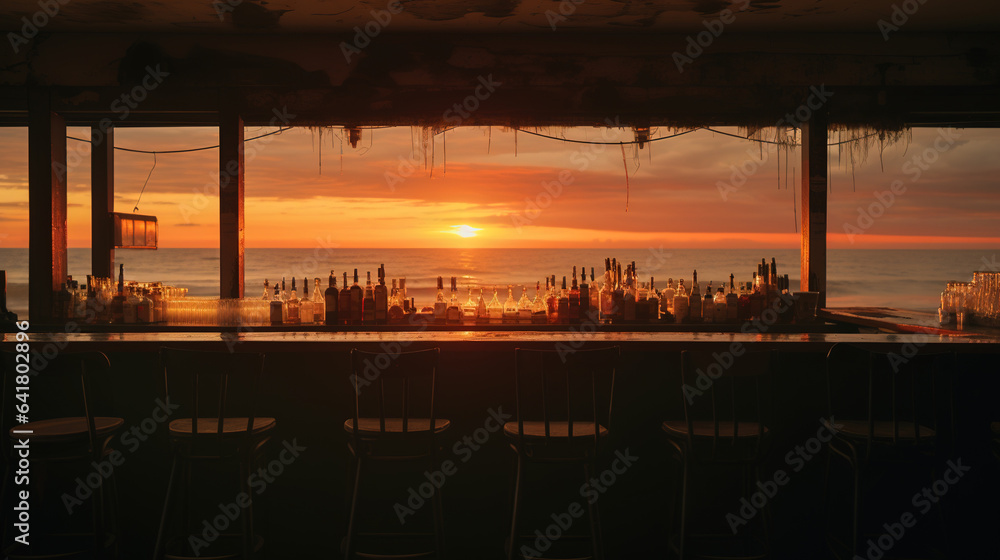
[2,352,123,560]
[169,417,276,437]
[13,416,124,442]
[662,420,768,439]
[504,420,608,441]
[834,420,936,441]
[344,417,451,437]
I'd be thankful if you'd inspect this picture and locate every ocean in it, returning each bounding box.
[1,248,996,319]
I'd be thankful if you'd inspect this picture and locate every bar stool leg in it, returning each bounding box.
[344,455,364,560]
[240,458,253,559]
[584,461,605,560]
[850,464,861,557]
[431,472,446,560]
[678,452,689,560]
[154,456,180,560]
[507,456,524,560]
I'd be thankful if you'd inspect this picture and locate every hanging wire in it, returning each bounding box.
[620,143,630,212]
[132,153,156,212]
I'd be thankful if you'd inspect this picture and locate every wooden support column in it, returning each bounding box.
[800,110,828,308]
[219,106,245,299]
[28,89,68,322]
[91,125,114,279]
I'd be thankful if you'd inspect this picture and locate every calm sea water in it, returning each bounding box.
[1,248,996,319]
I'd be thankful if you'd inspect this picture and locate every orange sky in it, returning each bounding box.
[0,125,998,249]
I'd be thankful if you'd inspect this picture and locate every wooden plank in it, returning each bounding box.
[91,125,114,279]
[219,104,244,299]
[28,89,67,322]
[800,112,828,307]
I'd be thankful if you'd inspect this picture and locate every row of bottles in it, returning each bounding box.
[53,264,175,324]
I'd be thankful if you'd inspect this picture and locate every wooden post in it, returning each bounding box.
[800,110,828,308]
[92,125,114,279]
[28,89,68,322]
[219,106,245,299]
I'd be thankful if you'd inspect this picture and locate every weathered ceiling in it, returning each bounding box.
[0,1,998,127]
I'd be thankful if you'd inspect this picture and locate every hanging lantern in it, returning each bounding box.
[112,212,158,249]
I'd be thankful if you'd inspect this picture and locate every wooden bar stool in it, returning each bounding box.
[505,346,620,560]
[153,348,275,560]
[1,351,124,559]
[662,349,775,560]
[343,347,449,560]
[824,344,955,560]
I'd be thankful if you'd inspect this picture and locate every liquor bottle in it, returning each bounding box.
[287,277,301,324]
[647,277,660,322]
[262,279,270,300]
[362,272,376,325]
[557,277,570,325]
[300,277,313,325]
[434,276,448,323]
[389,280,406,324]
[589,267,600,317]
[568,267,581,324]
[600,259,614,323]
[488,286,503,324]
[738,282,751,322]
[337,272,351,325]
[713,287,726,323]
[312,278,324,324]
[661,278,675,314]
[278,278,287,322]
[726,274,739,322]
[111,264,126,323]
[546,276,558,324]
[350,269,363,325]
[673,278,688,323]
[579,266,591,322]
[702,281,714,323]
[518,285,532,323]
[270,283,283,325]
[749,273,764,319]
[503,285,518,324]
[375,265,388,325]
[150,285,163,323]
[325,272,339,326]
[532,281,547,324]
[612,264,624,324]
[73,281,88,319]
[123,286,138,324]
[477,287,488,324]
[462,285,477,324]
[689,270,702,322]
[138,289,153,323]
[447,277,462,324]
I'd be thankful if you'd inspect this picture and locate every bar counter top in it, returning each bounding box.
[5,329,999,354]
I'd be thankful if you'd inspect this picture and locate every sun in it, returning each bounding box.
[446,225,482,238]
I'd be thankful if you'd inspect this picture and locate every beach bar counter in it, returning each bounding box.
[3,3,1000,559]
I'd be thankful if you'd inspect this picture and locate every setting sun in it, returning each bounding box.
[447,225,482,238]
